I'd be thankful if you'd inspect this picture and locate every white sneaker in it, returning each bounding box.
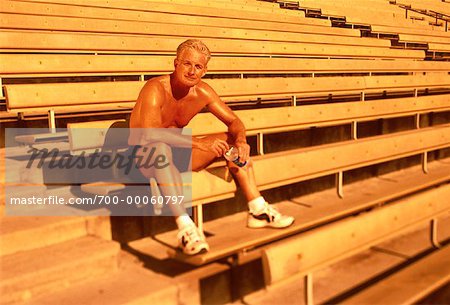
[177,225,210,255]
[247,203,295,229]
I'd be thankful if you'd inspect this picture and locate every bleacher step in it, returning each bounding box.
[23,265,178,305]
[0,216,88,256]
[243,220,450,305]
[0,236,120,304]
[147,160,450,265]
[340,244,450,305]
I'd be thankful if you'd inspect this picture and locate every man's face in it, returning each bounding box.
[174,48,208,87]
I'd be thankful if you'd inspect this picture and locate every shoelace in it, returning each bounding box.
[265,205,281,219]
[184,227,201,243]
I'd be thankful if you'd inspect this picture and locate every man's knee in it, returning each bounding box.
[148,142,173,160]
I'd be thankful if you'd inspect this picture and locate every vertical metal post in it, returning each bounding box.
[430,218,442,248]
[422,152,428,174]
[305,273,314,305]
[292,95,297,106]
[336,171,344,198]
[48,109,56,133]
[0,77,4,98]
[415,113,420,129]
[351,121,358,140]
[361,91,365,101]
[257,132,264,155]
[193,204,204,232]
[229,254,240,302]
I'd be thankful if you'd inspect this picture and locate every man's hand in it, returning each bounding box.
[235,140,250,163]
[198,137,230,157]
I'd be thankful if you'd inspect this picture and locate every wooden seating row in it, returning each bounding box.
[4,0,349,36]
[6,74,449,111]
[2,54,450,77]
[1,30,422,59]
[5,74,450,130]
[7,0,320,26]
[0,12,389,48]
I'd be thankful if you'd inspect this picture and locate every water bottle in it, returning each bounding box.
[224,146,247,167]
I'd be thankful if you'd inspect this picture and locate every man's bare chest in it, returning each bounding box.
[161,97,205,128]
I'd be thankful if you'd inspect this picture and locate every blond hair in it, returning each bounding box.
[177,39,211,62]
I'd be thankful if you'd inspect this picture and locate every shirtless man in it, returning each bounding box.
[129,39,294,255]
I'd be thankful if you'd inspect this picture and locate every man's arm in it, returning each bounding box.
[198,82,250,162]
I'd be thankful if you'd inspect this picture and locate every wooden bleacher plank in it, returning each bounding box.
[428,42,450,52]
[0,30,424,59]
[262,184,450,286]
[371,24,450,38]
[2,54,450,76]
[141,159,450,265]
[14,131,68,145]
[399,33,450,44]
[3,0,349,36]
[150,0,301,17]
[339,245,450,305]
[0,13,390,48]
[5,75,449,112]
[22,265,179,305]
[12,0,313,25]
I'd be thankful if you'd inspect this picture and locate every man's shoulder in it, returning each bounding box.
[195,80,219,98]
[140,76,167,96]
[143,75,167,90]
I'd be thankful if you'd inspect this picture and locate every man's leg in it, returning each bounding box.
[135,142,209,255]
[192,133,294,229]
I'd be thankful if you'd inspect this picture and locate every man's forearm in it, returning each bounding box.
[228,118,247,144]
